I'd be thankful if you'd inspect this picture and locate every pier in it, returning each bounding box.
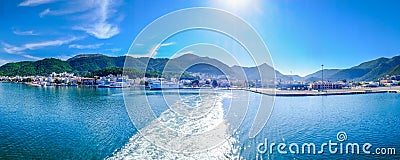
[235,87,400,96]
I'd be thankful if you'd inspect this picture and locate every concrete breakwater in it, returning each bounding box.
[227,87,400,96]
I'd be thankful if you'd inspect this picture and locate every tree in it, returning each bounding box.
[140,80,145,85]
[54,78,62,84]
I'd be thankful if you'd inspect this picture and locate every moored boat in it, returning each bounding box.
[147,80,182,90]
[109,82,130,88]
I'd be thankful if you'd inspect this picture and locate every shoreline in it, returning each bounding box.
[221,87,400,96]
[2,81,400,96]
[244,87,400,96]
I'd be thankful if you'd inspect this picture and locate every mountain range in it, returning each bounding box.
[1,53,400,82]
[303,56,400,81]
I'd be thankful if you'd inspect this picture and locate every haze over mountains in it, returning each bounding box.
[1,53,400,82]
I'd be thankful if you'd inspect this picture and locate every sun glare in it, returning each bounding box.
[226,0,250,9]
[211,0,260,15]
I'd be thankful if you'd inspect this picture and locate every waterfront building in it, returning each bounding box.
[379,79,398,86]
[277,83,309,90]
[79,78,96,85]
[310,82,343,90]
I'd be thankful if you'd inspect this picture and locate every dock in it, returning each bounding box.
[234,87,400,96]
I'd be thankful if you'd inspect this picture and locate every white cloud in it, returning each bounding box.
[53,55,73,60]
[129,42,175,58]
[106,48,122,52]
[39,8,51,17]
[0,59,9,66]
[13,30,39,36]
[22,55,42,60]
[2,43,23,54]
[75,52,110,57]
[1,43,41,60]
[149,44,161,56]
[160,42,176,47]
[128,45,158,58]
[69,43,104,49]
[2,36,82,54]
[38,0,122,39]
[18,0,58,7]
[73,0,121,39]
[39,2,93,17]
[73,23,119,39]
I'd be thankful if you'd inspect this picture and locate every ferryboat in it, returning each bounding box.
[147,80,182,90]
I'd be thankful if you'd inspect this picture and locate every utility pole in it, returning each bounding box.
[290,70,293,85]
[321,64,324,91]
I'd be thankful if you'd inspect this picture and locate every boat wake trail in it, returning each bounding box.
[107,92,242,159]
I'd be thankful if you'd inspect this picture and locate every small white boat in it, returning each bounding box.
[27,82,41,87]
[109,82,130,88]
[97,84,110,88]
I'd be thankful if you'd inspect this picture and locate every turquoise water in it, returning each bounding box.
[0,82,399,159]
[244,91,400,159]
[0,83,135,159]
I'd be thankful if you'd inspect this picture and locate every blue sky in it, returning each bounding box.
[1,0,400,76]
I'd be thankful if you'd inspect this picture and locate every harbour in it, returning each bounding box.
[0,82,399,159]
[2,1,400,159]
[246,87,400,96]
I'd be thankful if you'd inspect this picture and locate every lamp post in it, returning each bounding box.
[321,64,324,91]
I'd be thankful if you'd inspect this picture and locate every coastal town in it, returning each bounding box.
[1,71,400,94]
[0,72,231,89]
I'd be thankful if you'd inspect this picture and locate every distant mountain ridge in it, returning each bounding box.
[303,69,342,82]
[1,54,400,81]
[316,56,400,81]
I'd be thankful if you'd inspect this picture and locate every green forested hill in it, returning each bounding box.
[329,56,400,81]
[67,54,123,72]
[0,54,229,77]
[0,58,72,76]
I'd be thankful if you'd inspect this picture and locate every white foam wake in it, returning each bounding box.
[107,92,241,159]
